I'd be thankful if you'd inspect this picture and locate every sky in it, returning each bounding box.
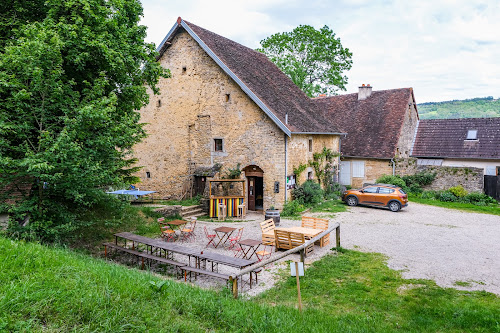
[139,0,500,103]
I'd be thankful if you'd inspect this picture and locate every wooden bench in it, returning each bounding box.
[260,219,276,246]
[180,266,230,283]
[103,242,185,274]
[274,230,314,257]
[302,216,330,247]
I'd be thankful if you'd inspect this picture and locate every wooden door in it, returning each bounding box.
[248,177,256,210]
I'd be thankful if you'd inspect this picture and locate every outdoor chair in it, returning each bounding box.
[255,244,273,263]
[231,243,243,258]
[228,227,244,249]
[260,219,275,246]
[180,217,197,242]
[302,216,329,247]
[158,218,176,242]
[204,226,216,248]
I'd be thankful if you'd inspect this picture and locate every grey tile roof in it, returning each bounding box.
[412,118,500,159]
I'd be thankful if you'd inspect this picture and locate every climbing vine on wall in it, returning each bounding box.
[293,147,339,189]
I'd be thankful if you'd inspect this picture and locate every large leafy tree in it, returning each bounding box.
[0,0,167,241]
[258,25,352,97]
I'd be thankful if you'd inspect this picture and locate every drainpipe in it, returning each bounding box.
[284,113,288,202]
[391,158,395,176]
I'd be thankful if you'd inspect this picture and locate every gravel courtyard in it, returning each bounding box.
[335,202,500,295]
[152,202,499,297]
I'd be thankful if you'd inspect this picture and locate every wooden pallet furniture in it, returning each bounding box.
[301,216,330,247]
[274,230,314,257]
[260,219,276,246]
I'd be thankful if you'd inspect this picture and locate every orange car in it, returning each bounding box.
[342,184,408,212]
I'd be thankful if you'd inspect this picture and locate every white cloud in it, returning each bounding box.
[140,0,500,102]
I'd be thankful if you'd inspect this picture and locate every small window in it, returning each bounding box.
[466,130,477,140]
[307,171,313,180]
[156,99,161,108]
[182,66,187,73]
[308,139,313,152]
[214,138,223,152]
[225,93,230,102]
[146,171,151,179]
[378,187,395,194]
[363,186,378,193]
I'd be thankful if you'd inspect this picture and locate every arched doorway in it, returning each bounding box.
[242,165,264,211]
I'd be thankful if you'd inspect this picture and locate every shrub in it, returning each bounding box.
[449,185,467,198]
[402,172,436,187]
[421,190,438,200]
[376,175,407,191]
[281,200,305,216]
[438,191,458,202]
[461,192,497,205]
[408,184,423,194]
[292,180,324,205]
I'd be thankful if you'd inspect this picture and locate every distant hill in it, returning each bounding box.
[417,97,500,119]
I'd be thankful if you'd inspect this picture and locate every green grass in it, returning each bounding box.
[310,199,347,213]
[1,238,498,332]
[409,195,500,216]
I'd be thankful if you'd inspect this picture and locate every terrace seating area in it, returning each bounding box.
[103,212,339,294]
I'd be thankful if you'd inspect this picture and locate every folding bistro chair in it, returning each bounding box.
[204,226,216,248]
[158,218,176,242]
[180,217,197,242]
[255,244,273,263]
[228,227,244,249]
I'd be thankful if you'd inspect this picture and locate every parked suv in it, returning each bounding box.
[342,184,408,212]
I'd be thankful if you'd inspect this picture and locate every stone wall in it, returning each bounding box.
[395,94,419,159]
[154,205,183,217]
[396,158,484,192]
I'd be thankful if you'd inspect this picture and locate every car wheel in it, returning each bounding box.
[388,201,401,212]
[346,196,358,207]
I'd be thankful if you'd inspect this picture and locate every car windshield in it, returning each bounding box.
[399,189,407,194]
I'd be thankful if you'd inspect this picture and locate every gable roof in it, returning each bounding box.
[411,118,500,159]
[313,88,415,159]
[156,18,343,137]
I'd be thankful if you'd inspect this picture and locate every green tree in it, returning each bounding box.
[0,0,167,241]
[258,25,352,97]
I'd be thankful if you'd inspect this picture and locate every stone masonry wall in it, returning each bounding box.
[396,158,484,192]
[395,94,419,159]
[133,30,320,210]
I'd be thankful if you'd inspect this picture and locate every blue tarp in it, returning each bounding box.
[106,189,156,199]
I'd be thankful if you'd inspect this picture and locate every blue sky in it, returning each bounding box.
[139,0,500,103]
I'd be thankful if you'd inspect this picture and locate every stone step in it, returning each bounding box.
[181,211,205,219]
[181,205,204,214]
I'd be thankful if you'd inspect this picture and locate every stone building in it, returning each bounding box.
[132,18,343,211]
[314,85,419,188]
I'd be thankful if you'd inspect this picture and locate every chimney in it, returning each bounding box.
[318,93,327,98]
[358,84,372,100]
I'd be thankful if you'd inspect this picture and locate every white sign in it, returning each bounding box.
[290,261,304,277]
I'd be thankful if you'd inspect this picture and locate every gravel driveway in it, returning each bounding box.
[335,202,500,295]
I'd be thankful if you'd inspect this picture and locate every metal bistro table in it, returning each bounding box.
[237,239,262,260]
[165,219,189,240]
[213,226,236,249]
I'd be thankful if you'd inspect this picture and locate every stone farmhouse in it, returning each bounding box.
[314,86,419,187]
[410,117,500,193]
[132,18,344,212]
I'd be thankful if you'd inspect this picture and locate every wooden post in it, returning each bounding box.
[336,225,341,249]
[295,262,302,313]
[299,249,305,263]
[231,277,238,299]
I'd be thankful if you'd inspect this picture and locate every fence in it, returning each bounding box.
[229,222,341,298]
[484,175,500,201]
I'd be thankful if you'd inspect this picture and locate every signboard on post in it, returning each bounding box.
[290,261,304,312]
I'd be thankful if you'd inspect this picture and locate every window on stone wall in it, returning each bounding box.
[308,139,313,152]
[225,93,230,102]
[146,171,151,179]
[307,171,313,180]
[214,138,223,152]
[352,161,365,177]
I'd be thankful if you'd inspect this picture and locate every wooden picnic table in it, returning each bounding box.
[237,239,262,260]
[198,251,257,272]
[213,226,236,249]
[275,226,322,239]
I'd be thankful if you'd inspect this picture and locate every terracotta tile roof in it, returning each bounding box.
[411,118,500,159]
[313,88,414,159]
[157,19,342,135]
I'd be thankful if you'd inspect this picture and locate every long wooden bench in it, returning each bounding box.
[103,242,185,274]
[180,266,231,283]
[274,230,314,257]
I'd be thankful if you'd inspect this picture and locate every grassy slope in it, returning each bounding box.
[1,238,499,332]
[409,195,500,216]
[418,97,500,119]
